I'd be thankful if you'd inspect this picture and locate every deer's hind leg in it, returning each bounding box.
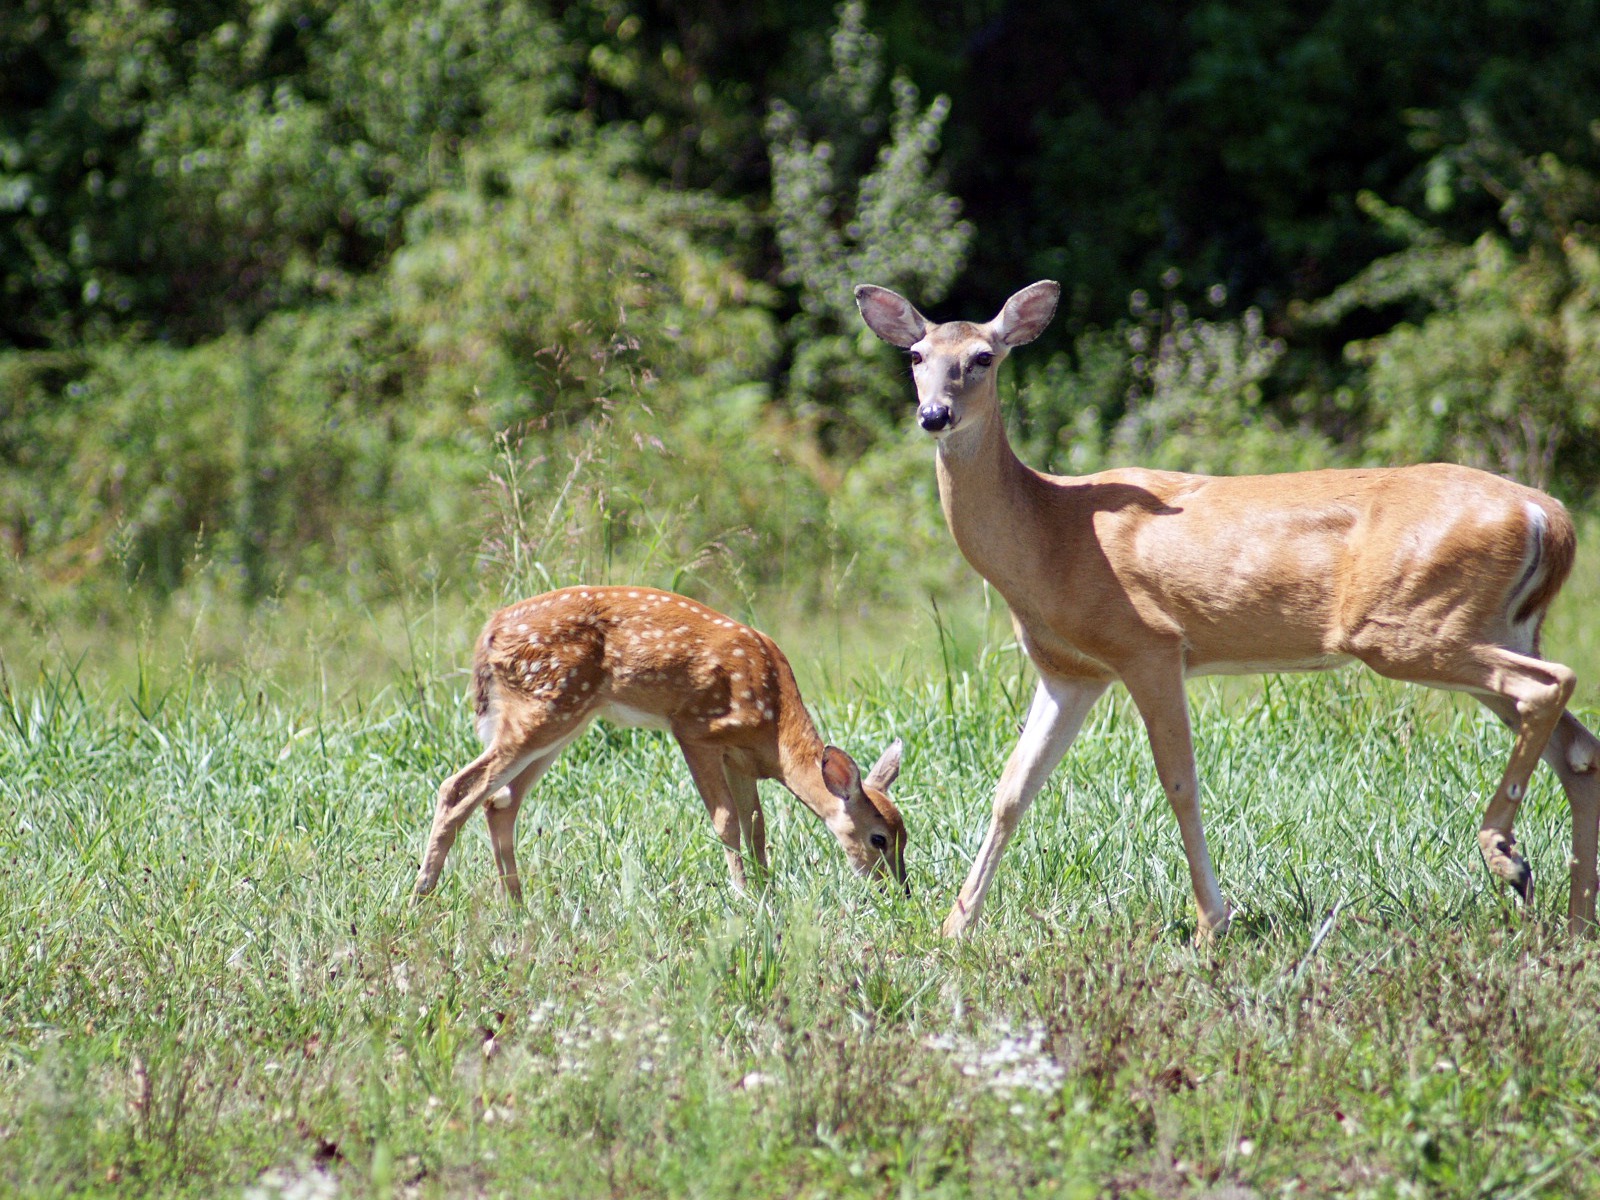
[415,710,591,900]
[1547,712,1600,931]
[484,751,562,905]
[1368,642,1574,902]
[1480,700,1600,930]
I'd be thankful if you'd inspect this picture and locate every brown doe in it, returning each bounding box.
[857,278,1600,937]
[414,586,905,901]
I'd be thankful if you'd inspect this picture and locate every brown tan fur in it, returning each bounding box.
[414,586,905,901]
[857,279,1600,938]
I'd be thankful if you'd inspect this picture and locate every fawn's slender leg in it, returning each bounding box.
[942,674,1108,937]
[415,742,537,897]
[678,740,750,891]
[484,752,559,904]
[725,766,767,875]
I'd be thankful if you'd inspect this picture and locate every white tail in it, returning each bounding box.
[857,279,1600,937]
[414,586,905,901]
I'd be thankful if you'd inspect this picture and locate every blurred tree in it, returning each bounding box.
[764,0,971,447]
[0,0,569,345]
[1308,120,1600,494]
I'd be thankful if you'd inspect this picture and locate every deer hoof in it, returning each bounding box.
[940,901,975,939]
[1479,830,1532,902]
[1193,907,1232,945]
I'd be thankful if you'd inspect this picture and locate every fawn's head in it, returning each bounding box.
[854,281,1060,442]
[820,740,907,891]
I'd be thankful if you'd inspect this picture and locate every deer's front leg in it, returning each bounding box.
[724,767,768,875]
[678,740,751,892]
[942,675,1107,937]
[1121,660,1228,939]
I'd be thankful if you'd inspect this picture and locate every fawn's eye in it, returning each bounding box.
[972,351,994,368]
[870,833,889,850]
[908,350,923,366]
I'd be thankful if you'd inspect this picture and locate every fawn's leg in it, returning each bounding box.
[484,751,560,904]
[678,740,749,891]
[725,766,767,875]
[415,742,535,897]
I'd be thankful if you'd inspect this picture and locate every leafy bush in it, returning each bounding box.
[1000,277,1327,479]
[1,0,567,343]
[1308,128,1600,495]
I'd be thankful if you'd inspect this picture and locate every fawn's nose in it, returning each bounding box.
[918,404,952,432]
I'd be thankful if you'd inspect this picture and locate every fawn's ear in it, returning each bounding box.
[820,745,864,801]
[864,738,902,792]
[988,281,1060,347]
[855,285,929,349]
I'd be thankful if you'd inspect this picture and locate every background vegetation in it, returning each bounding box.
[7,0,1600,630]
[9,2,1600,1195]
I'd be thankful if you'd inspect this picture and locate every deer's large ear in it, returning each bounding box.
[864,738,902,792]
[820,745,864,801]
[855,285,929,349]
[989,281,1060,347]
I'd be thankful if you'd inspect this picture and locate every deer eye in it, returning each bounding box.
[907,350,923,366]
[870,832,889,850]
[971,351,994,368]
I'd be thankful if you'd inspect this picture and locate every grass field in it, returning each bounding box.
[6,580,1600,1198]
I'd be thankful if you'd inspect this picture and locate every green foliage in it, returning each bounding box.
[389,128,774,428]
[1002,277,1330,479]
[1310,129,1600,493]
[0,105,809,605]
[1107,281,1333,476]
[0,307,417,599]
[9,0,1600,622]
[765,2,970,328]
[0,0,568,343]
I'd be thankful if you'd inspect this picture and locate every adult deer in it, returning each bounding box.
[856,278,1600,937]
[414,586,905,902]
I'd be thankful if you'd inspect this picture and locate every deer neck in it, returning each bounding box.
[771,668,846,826]
[933,387,1044,595]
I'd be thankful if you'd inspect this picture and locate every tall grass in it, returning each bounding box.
[5,594,1600,1196]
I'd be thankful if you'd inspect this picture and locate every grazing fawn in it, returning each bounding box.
[414,586,905,901]
[857,278,1600,937]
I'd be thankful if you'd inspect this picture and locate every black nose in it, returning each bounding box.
[919,405,951,431]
